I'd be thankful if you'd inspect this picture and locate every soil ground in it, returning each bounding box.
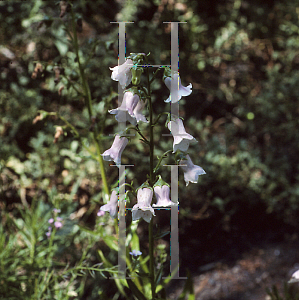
[167,238,299,299]
[163,204,299,300]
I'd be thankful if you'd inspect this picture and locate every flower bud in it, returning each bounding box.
[131,66,143,85]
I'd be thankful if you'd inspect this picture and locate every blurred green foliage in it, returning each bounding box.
[1,0,299,298]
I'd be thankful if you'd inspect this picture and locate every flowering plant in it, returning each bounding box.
[98,52,206,298]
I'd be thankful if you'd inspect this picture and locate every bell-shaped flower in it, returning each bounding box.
[179,155,206,186]
[109,91,139,125]
[290,270,299,283]
[164,72,192,103]
[153,185,175,207]
[132,99,148,123]
[110,59,133,88]
[153,175,174,207]
[100,190,118,219]
[101,134,128,167]
[168,118,197,153]
[132,186,155,223]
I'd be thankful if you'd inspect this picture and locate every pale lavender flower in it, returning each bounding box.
[101,134,128,167]
[168,118,197,153]
[290,270,299,283]
[132,187,155,223]
[164,72,192,103]
[48,218,54,224]
[97,210,105,217]
[179,155,206,186]
[129,250,142,257]
[53,208,61,213]
[100,190,118,219]
[132,99,148,123]
[110,59,133,88]
[109,91,140,125]
[46,226,52,238]
[153,185,174,207]
[54,221,63,229]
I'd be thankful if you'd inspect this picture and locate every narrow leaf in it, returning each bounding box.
[126,276,148,300]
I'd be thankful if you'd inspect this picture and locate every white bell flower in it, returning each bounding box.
[153,185,174,207]
[109,91,139,125]
[132,99,149,123]
[164,72,192,103]
[100,190,118,219]
[132,187,155,223]
[110,59,133,88]
[179,155,206,186]
[168,118,197,153]
[101,134,128,167]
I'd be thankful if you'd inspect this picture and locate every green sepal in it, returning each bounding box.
[163,67,172,81]
[153,175,170,189]
[128,53,146,65]
[165,114,184,128]
[137,181,153,192]
[131,66,143,85]
[165,113,178,128]
[175,150,188,164]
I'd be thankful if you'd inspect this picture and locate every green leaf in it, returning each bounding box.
[155,265,164,287]
[154,231,170,240]
[178,270,194,300]
[135,270,151,278]
[126,276,148,300]
[102,235,118,252]
[131,231,140,251]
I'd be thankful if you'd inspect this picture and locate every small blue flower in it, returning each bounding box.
[129,250,142,257]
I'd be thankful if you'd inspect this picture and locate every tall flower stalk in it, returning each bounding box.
[101,51,206,299]
[70,5,109,198]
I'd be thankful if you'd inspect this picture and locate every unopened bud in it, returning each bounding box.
[131,67,143,85]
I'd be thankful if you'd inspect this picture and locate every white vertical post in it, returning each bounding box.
[163,21,187,280]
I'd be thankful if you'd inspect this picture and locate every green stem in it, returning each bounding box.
[146,56,156,300]
[126,126,149,144]
[152,112,169,126]
[70,5,109,198]
[57,114,80,138]
[153,150,173,174]
[149,67,163,84]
